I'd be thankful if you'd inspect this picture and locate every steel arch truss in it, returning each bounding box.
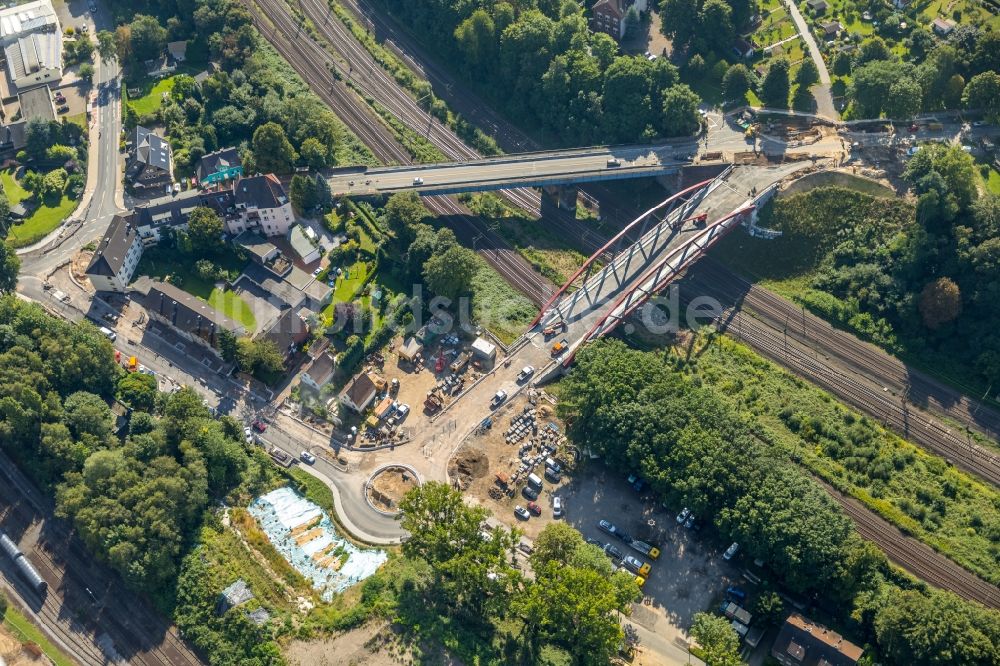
[565,204,756,365]
[531,170,732,329]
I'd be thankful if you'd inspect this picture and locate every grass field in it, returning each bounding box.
[983,165,1000,195]
[1,168,29,204]
[127,76,178,116]
[332,260,369,302]
[3,605,76,666]
[7,194,77,248]
[135,250,257,330]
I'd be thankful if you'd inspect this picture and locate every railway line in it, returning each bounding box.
[248,0,553,304]
[280,0,617,279]
[680,263,1000,488]
[819,481,1000,609]
[0,454,203,666]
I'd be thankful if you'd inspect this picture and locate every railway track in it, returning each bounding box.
[0,457,203,666]
[679,265,1000,487]
[280,0,620,279]
[248,0,553,304]
[818,481,1000,609]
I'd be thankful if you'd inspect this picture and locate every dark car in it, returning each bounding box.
[603,543,623,560]
[251,419,267,433]
[57,105,69,114]
[526,502,542,516]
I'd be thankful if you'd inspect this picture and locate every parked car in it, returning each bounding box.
[621,555,651,577]
[300,451,316,464]
[527,502,541,516]
[57,104,69,113]
[585,538,603,548]
[723,542,740,561]
[684,514,696,529]
[251,419,267,433]
[396,403,410,420]
[491,390,507,407]
[514,505,530,520]
[243,427,254,444]
[725,585,747,603]
[603,543,623,560]
[516,365,535,382]
[552,496,563,518]
[676,507,690,525]
[522,485,539,500]
[598,520,618,536]
[615,529,633,544]
[627,473,644,492]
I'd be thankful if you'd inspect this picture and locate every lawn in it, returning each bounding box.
[3,605,76,666]
[1,168,29,204]
[65,112,88,132]
[983,165,1000,196]
[135,250,257,330]
[7,194,78,248]
[332,260,369,302]
[127,76,178,116]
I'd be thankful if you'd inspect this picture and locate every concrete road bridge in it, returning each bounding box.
[326,142,702,198]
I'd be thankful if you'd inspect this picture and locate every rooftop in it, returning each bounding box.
[0,0,58,40]
[140,280,246,338]
[132,126,172,172]
[235,174,287,209]
[772,613,863,666]
[86,215,139,277]
[17,85,53,122]
[196,147,242,181]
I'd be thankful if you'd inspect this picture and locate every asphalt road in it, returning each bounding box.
[328,143,697,196]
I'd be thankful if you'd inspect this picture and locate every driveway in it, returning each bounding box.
[783,0,837,120]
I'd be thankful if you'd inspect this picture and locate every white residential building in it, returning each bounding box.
[229,174,294,236]
[85,215,145,292]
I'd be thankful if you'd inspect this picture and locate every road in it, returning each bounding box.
[782,0,837,119]
[327,143,695,197]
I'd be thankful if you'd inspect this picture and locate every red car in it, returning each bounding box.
[527,502,542,516]
[251,419,267,433]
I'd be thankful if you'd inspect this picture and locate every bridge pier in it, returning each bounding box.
[541,184,578,215]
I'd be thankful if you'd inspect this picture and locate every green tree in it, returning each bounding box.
[699,0,734,50]
[96,30,117,61]
[963,71,1000,122]
[127,15,168,63]
[63,391,112,442]
[79,62,95,84]
[661,0,700,48]
[722,64,754,101]
[661,84,701,137]
[289,174,319,213]
[857,36,892,64]
[760,57,791,108]
[690,613,742,666]
[0,242,20,293]
[298,137,328,170]
[832,51,852,77]
[250,122,297,174]
[185,207,224,255]
[885,77,922,120]
[795,59,819,88]
[752,589,785,626]
[383,192,427,246]
[423,246,479,300]
[117,372,158,412]
[874,588,1000,665]
[516,560,627,664]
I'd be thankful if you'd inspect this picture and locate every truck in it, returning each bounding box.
[628,540,661,560]
[424,392,443,414]
[719,601,752,626]
[551,339,569,357]
[450,351,471,373]
[927,121,944,131]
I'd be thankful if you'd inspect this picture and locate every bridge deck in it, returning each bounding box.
[327,143,698,197]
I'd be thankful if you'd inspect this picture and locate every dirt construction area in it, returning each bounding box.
[448,391,574,541]
[0,623,51,666]
[367,467,420,513]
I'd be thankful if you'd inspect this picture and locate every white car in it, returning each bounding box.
[723,542,740,561]
[243,427,254,443]
[396,403,410,420]
[676,507,690,525]
[491,390,507,407]
[552,496,563,518]
[413,177,424,185]
[300,451,316,464]
[517,365,535,382]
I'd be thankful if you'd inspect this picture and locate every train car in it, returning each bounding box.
[13,553,47,595]
[0,531,21,560]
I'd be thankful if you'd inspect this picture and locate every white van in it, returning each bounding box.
[544,457,561,474]
[98,326,117,341]
[526,473,543,489]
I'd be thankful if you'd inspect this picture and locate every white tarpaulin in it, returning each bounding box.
[249,487,387,601]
